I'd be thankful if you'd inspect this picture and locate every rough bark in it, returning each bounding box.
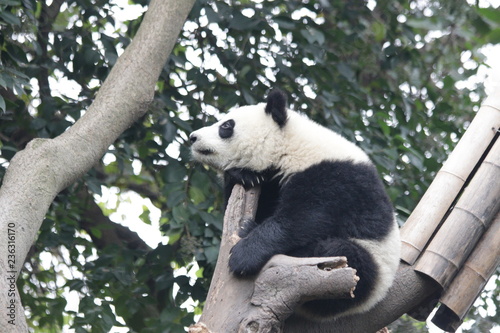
[0,1,195,331]
[284,263,441,332]
[240,255,357,333]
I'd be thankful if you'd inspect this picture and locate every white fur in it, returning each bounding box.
[191,103,370,178]
[279,110,369,178]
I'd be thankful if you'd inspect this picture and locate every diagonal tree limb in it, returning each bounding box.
[0,1,195,330]
[77,188,152,251]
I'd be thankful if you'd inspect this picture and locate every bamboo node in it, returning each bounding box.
[438,169,467,182]
[453,207,487,230]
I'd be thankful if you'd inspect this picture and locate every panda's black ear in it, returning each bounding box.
[265,89,288,128]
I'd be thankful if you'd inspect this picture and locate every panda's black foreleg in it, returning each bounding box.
[229,217,289,276]
[238,219,258,238]
[224,167,280,237]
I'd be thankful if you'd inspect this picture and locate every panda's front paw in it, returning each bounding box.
[226,168,265,189]
[238,218,258,238]
[229,239,266,276]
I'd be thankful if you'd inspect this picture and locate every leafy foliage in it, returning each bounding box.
[0,0,498,331]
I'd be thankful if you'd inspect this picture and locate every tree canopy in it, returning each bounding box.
[0,0,498,332]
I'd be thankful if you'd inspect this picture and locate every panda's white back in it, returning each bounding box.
[278,110,371,177]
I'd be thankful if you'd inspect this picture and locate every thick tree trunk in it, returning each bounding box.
[0,1,195,331]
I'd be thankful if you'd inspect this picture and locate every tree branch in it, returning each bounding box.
[190,185,358,333]
[239,255,357,333]
[284,263,441,332]
[0,1,195,330]
[37,0,66,106]
[77,188,151,251]
[0,0,194,277]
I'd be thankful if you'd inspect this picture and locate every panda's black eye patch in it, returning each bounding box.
[219,119,235,139]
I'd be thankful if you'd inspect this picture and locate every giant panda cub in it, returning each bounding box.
[189,89,400,320]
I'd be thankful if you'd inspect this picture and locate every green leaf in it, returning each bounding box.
[406,18,440,30]
[486,28,500,44]
[205,5,220,23]
[90,227,102,239]
[242,88,256,105]
[139,206,151,225]
[154,273,174,291]
[372,21,387,42]
[172,206,189,226]
[112,268,133,286]
[337,62,355,82]
[189,186,206,204]
[203,245,219,264]
[31,117,47,130]
[274,16,296,30]
[0,10,20,25]
[0,95,5,112]
[163,160,186,183]
[376,117,391,137]
[0,1,22,6]
[229,11,261,30]
[67,279,85,291]
[476,7,500,25]
[85,177,102,196]
[300,27,325,45]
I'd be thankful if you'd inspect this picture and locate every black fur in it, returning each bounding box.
[265,89,288,127]
[219,119,235,139]
[226,160,394,317]
[225,168,266,190]
[224,167,281,223]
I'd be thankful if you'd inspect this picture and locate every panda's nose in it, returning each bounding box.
[189,134,197,144]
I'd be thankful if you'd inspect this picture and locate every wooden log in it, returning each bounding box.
[284,263,441,333]
[400,96,500,265]
[414,138,500,287]
[238,255,357,333]
[195,185,260,332]
[431,210,500,332]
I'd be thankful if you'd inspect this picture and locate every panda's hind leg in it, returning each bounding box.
[296,238,378,319]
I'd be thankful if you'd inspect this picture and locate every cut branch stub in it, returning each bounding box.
[238,256,358,333]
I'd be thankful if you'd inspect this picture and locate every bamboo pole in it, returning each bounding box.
[414,138,500,287]
[400,95,500,265]
[431,210,500,332]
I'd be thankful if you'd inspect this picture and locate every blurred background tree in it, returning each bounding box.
[0,0,498,332]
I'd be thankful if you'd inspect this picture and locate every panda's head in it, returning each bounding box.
[190,90,288,172]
